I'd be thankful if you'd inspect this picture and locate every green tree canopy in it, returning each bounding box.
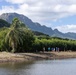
[5,18,35,52]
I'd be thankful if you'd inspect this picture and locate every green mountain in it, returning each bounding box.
[0,13,76,39]
[0,13,54,35]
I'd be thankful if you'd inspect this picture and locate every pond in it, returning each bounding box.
[0,59,76,75]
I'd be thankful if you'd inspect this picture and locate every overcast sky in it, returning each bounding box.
[0,0,76,33]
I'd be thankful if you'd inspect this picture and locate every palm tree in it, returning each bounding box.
[5,18,35,53]
[5,18,25,52]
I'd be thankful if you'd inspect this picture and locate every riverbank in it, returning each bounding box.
[0,51,76,62]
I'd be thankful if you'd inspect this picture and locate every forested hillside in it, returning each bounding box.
[0,19,10,27]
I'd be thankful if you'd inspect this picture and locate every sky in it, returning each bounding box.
[0,0,76,33]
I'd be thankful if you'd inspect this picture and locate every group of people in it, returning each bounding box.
[43,47,60,52]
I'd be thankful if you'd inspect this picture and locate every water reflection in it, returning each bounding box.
[0,59,76,75]
[0,61,34,75]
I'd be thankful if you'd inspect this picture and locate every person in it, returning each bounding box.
[43,47,45,52]
[56,47,58,52]
[52,48,55,52]
[58,48,59,52]
[53,48,55,52]
[36,50,38,52]
[48,47,50,51]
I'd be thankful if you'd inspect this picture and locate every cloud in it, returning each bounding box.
[17,3,76,23]
[5,0,76,4]
[0,6,15,14]
[4,0,76,21]
[55,25,76,33]
[5,0,26,4]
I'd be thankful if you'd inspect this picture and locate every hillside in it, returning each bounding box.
[0,13,76,39]
[33,31,49,36]
[0,19,10,28]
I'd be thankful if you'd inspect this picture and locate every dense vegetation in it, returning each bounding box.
[0,19,10,27]
[0,18,76,53]
[0,18,35,52]
[33,31,49,36]
[32,36,76,52]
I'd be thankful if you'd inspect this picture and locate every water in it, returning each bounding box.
[0,59,76,75]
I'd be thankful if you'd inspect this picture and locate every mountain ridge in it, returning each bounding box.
[0,13,76,39]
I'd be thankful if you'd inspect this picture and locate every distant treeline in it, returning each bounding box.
[32,36,76,52]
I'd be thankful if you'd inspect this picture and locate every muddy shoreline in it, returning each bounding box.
[0,52,76,62]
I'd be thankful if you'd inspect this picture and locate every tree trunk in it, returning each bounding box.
[11,42,15,53]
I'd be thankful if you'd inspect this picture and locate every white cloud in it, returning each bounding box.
[0,6,15,14]
[55,25,76,33]
[1,0,76,21]
[5,0,76,4]
[16,3,76,22]
[6,0,26,4]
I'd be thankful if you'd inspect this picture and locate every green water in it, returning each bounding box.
[0,59,76,75]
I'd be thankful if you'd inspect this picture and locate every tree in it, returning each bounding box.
[5,18,35,52]
[0,27,9,51]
